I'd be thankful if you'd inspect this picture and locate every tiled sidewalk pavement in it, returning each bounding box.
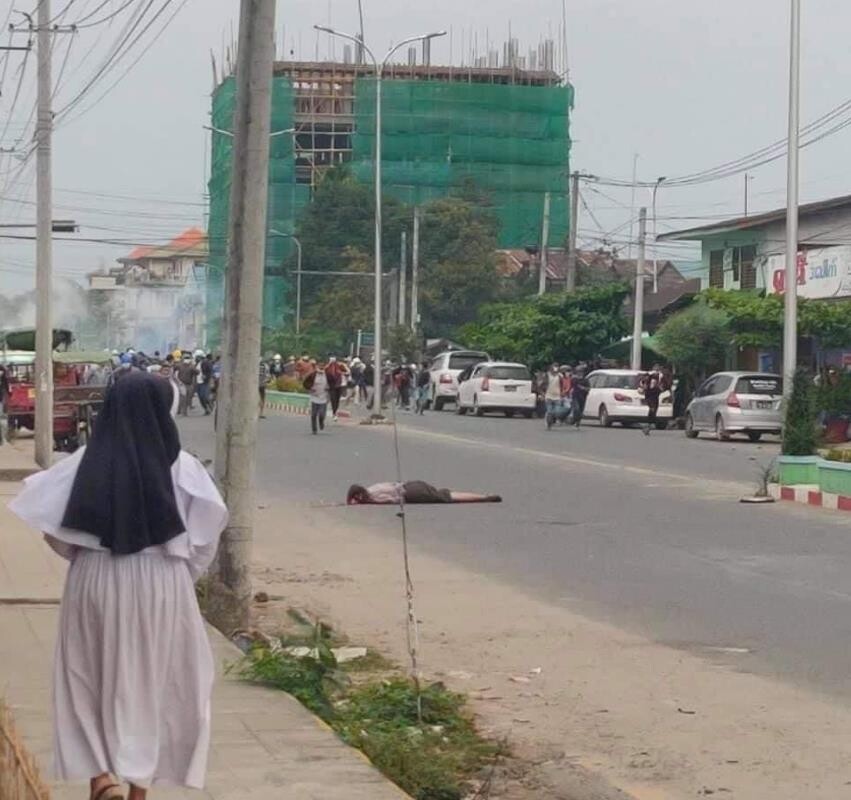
[0,481,409,800]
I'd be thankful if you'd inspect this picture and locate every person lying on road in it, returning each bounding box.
[346,480,501,505]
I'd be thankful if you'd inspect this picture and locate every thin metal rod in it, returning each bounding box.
[631,208,647,371]
[783,0,801,398]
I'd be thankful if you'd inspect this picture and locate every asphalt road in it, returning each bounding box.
[182,406,851,702]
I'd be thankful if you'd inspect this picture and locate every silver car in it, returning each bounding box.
[685,371,783,442]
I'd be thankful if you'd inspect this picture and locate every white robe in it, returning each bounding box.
[9,449,228,789]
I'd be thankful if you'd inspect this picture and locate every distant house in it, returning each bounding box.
[659,193,851,371]
[88,227,208,353]
[657,193,851,296]
[496,248,700,331]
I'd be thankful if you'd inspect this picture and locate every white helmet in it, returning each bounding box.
[273,353,282,360]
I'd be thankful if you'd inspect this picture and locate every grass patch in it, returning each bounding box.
[233,628,499,800]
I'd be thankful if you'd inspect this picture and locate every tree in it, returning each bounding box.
[418,196,502,337]
[654,302,731,382]
[702,287,851,350]
[461,283,630,370]
[783,368,818,456]
[294,167,408,311]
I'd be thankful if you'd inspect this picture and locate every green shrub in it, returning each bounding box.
[817,372,851,416]
[782,368,818,456]
[275,375,306,393]
[236,647,498,800]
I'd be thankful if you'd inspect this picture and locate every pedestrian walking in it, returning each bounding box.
[570,368,590,428]
[415,362,431,414]
[176,353,196,416]
[258,358,271,418]
[544,363,563,430]
[196,353,213,415]
[640,371,662,435]
[325,356,344,420]
[9,371,228,800]
[304,359,330,433]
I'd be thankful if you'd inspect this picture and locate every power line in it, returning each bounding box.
[57,0,191,129]
[71,0,139,28]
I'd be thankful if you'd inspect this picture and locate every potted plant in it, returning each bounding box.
[778,368,820,485]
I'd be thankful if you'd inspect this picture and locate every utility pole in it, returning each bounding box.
[744,173,751,216]
[398,229,407,326]
[631,208,647,371]
[783,0,801,398]
[565,171,579,292]
[627,153,639,259]
[538,191,551,296]
[34,0,53,468]
[410,206,420,333]
[212,0,276,633]
[389,269,399,327]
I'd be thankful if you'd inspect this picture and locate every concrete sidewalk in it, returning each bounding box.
[0,435,38,481]
[0,480,408,800]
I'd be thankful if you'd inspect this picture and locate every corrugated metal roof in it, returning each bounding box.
[658,193,851,241]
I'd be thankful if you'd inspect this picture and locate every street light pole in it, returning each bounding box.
[270,230,302,336]
[314,25,445,408]
[783,0,801,398]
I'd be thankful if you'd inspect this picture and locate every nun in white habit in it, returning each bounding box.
[10,370,228,800]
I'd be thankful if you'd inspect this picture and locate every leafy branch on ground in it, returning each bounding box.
[233,624,500,800]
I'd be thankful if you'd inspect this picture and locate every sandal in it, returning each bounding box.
[92,778,124,800]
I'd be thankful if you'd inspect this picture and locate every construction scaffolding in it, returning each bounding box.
[206,61,573,343]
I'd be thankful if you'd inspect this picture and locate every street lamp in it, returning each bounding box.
[783,0,801,399]
[314,24,446,406]
[269,229,303,336]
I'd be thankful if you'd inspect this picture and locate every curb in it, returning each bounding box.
[769,483,851,512]
[0,468,38,482]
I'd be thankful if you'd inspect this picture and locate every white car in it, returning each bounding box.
[428,350,490,410]
[456,362,536,418]
[584,369,673,428]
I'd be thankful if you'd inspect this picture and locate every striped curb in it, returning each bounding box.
[769,483,851,512]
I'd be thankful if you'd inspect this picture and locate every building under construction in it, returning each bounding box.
[206,48,574,334]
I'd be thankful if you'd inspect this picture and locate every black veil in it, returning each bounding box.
[62,370,185,554]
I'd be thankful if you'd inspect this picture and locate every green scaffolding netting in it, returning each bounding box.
[351,79,572,248]
[206,75,572,346]
[207,77,305,346]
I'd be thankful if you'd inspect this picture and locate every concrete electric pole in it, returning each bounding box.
[538,191,551,296]
[565,171,580,292]
[34,0,53,468]
[398,229,407,326]
[783,0,801,398]
[631,207,647,371]
[212,0,276,632]
[410,207,420,333]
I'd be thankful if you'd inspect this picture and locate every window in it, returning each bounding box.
[604,374,639,390]
[486,365,531,381]
[709,250,724,288]
[736,376,782,395]
[739,245,758,289]
[448,353,488,371]
[709,375,733,395]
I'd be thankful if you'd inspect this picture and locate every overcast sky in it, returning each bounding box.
[1,0,850,293]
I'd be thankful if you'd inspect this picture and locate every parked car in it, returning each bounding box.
[684,371,782,441]
[428,350,490,410]
[584,369,673,428]
[455,362,536,417]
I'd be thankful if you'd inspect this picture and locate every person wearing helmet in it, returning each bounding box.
[269,354,285,380]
